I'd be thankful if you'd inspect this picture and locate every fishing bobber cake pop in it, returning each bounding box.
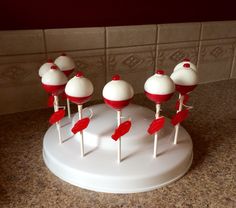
[144,70,175,158]
[170,62,198,145]
[173,58,197,72]
[103,75,134,163]
[38,59,54,77]
[54,53,76,77]
[65,72,94,157]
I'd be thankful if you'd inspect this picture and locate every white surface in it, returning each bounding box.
[174,61,197,72]
[54,55,76,71]
[144,73,175,95]
[102,80,134,101]
[65,76,94,97]
[38,62,54,77]
[170,69,198,86]
[43,104,193,193]
[42,69,68,85]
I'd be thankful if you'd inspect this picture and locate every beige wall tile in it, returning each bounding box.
[231,56,236,79]
[107,45,155,93]
[198,39,235,83]
[106,25,157,48]
[0,54,48,115]
[48,49,106,101]
[202,21,236,40]
[45,28,105,52]
[0,30,45,55]
[158,23,201,43]
[156,42,199,75]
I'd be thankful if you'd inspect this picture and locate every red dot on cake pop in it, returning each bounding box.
[51,65,59,70]
[76,71,84,77]
[156,70,165,75]
[112,74,120,80]
[47,58,53,63]
[183,58,190,62]
[61,53,67,56]
[183,63,190,68]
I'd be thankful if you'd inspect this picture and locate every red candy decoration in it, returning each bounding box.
[112,120,132,141]
[49,109,65,124]
[71,117,90,134]
[47,95,54,107]
[171,109,189,126]
[175,94,189,110]
[147,117,165,135]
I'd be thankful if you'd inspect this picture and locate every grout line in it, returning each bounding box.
[196,23,203,70]
[42,29,48,58]
[229,42,236,79]
[154,24,159,72]
[104,27,108,82]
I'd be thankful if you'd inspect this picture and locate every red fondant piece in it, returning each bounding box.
[175,94,189,110]
[145,91,174,104]
[47,95,54,107]
[171,109,189,126]
[61,92,67,100]
[111,120,132,141]
[112,74,120,80]
[147,117,165,135]
[71,117,90,134]
[67,94,92,105]
[103,98,132,110]
[156,70,165,75]
[49,109,65,124]
[47,58,53,63]
[175,84,197,95]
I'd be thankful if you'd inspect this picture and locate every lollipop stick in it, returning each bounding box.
[67,98,71,119]
[53,96,62,144]
[153,104,161,158]
[117,110,121,164]
[174,94,184,145]
[78,105,84,157]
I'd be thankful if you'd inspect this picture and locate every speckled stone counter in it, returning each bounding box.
[0,80,235,208]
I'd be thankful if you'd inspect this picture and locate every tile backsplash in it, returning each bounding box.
[0,21,236,114]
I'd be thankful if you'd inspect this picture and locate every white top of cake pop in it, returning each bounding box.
[174,59,197,72]
[102,75,134,101]
[42,65,68,85]
[54,54,76,71]
[144,70,175,95]
[65,72,94,97]
[170,64,198,86]
[38,59,54,77]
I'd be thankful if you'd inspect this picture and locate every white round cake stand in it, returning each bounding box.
[43,104,193,193]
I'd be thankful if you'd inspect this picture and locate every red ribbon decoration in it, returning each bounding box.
[49,109,65,124]
[171,109,189,126]
[175,94,189,110]
[147,117,165,135]
[112,121,132,141]
[71,117,90,134]
[48,95,54,107]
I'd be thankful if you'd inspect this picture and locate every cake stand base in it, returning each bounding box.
[43,104,193,193]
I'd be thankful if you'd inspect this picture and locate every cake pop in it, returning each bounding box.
[41,65,68,144]
[173,58,197,72]
[170,63,198,145]
[65,72,94,157]
[102,75,134,163]
[38,58,54,77]
[54,53,76,118]
[144,70,175,158]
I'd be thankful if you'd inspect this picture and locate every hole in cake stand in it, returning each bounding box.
[43,104,193,193]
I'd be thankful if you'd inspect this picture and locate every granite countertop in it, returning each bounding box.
[0,80,235,208]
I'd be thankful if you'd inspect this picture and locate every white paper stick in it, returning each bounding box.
[54,96,62,144]
[67,98,71,119]
[153,104,161,158]
[78,105,84,157]
[117,110,121,164]
[173,94,184,145]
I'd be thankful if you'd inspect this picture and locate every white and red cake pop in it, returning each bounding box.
[102,75,134,110]
[65,72,94,104]
[54,53,76,77]
[38,58,54,77]
[170,63,198,95]
[173,58,197,72]
[144,70,175,104]
[41,65,68,96]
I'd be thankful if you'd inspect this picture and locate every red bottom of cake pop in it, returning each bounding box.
[42,84,66,96]
[62,68,75,77]
[66,94,92,105]
[103,98,132,110]
[145,91,174,104]
[175,84,197,95]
